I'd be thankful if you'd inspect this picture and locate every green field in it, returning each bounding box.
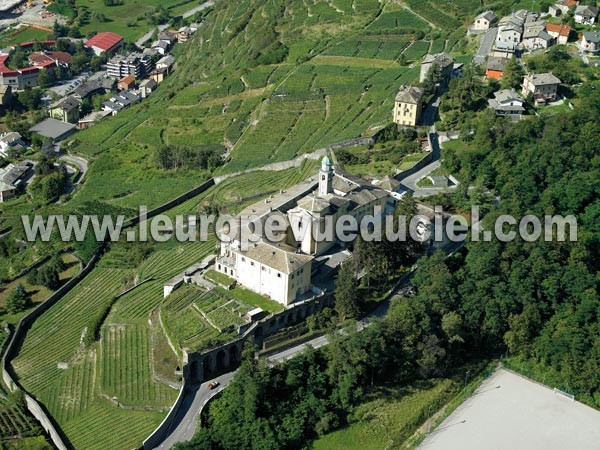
[73,0,199,41]
[0,26,50,46]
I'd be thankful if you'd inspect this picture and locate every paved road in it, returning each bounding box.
[135,0,216,47]
[397,130,458,198]
[474,27,497,65]
[155,372,235,449]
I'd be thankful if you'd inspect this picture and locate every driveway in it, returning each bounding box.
[397,130,455,198]
[474,27,497,65]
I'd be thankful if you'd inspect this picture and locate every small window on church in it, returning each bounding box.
[277,273,281,278]
[322,175,326,180]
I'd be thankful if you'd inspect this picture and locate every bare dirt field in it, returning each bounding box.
[418,368,600,450]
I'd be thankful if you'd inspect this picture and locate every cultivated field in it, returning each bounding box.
[418,369,600,450]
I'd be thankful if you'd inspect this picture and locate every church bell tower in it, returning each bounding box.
[318,155,333,197]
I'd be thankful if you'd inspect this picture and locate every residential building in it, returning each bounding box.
[0,162,32,203]
[72,78,115,100]
[472,11,498,31]
[156,55,175,74]
[495,22,522,55]
[84,32,124,56]
[102,90,140,115]
[152,40,170,55]
[580,31,600,53]
[522,23,554,50]
[0,131,23,157]
[48,95,81,123]
[117,75,136,91]
[189,23,202,33]
[486,56,509,79]
[29,118,77,142]
[178,26,191,43]
[488,89,526,117]
[522,73,561,105]
[574,5,599,24]
[77,110,111,130]
[157,31,177,45]
[393,85,423,127]
[106,53,152,79]
[149,67,168,84]
[419,53,455,83]
[139,78,157,98]
[546,23,571,45]
[549,0,579,17]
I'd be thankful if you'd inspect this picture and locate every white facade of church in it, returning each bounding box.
[216,157,389,306]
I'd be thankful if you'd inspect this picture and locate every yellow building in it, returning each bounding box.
[393,85,424,127]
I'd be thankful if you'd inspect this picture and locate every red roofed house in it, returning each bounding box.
[84,32,123,56]
[546,23,571,45]
[28,51,73,69]
[118,75,136,91]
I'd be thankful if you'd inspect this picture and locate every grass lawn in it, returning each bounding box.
[215,286,284,314]
[313,378,455,450]
[0,253,80,325]
[0,27,50,46]
[398,152,427,171]
[204,269,234,287]
[75,0,200,41]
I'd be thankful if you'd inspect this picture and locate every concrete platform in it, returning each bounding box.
[418,368,600,450]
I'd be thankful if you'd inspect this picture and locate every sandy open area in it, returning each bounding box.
[418,368,600,450]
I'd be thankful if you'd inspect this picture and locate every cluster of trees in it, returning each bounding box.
[29,153,68,204]
[442,83,600,402]
[154,145,225,171]
[5,284,31,314]
[27,255,66,290]
[337,128,421,168]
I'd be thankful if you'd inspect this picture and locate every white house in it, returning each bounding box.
[488,89,525,116]
[473,11,498,31]
[0,131,23,157]
[546,23,572,45]
[574,5,599,24]
[522,23,554,50]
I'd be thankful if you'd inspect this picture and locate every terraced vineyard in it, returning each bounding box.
[100,324,176,407]
[0,397,41,440]
[162,285,252,350]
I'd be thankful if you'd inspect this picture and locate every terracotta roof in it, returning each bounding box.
[85,32,123,52]
[119,75,135,85]
[546,23,571,37]
[49,51,72,65]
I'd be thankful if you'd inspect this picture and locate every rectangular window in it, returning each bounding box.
[277,273,281,278]
[250,261,254,266]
